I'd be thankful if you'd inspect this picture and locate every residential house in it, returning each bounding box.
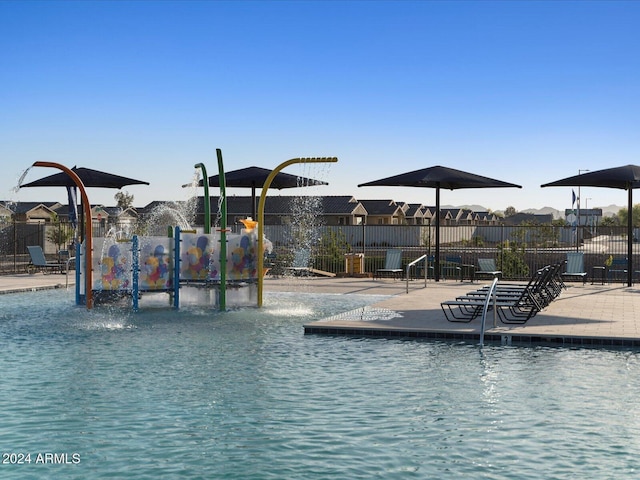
[11,201,62,223]
[437,208,458,225]
[190,195,368,227]
[103,206,139,230]
[358,200,406,225]
[473,211,500,225]
[404,203,429,225]
[54,204,112,226]
[422,206,435,224]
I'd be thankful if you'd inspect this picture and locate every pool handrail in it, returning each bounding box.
[479,276,499,347]
[405,254,429,293]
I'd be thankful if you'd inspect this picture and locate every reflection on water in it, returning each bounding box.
[1,289,639,479]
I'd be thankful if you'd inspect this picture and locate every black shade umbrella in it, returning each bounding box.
[20,166,150,189]
[358,165,522,281]
[542,165,640,286]
[199,166,328,218]
[21,166,149,242]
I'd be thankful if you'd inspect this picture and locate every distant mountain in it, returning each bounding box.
[598,204,623,217]
[521,207,563,219]
[442,204,490,212]
[521,205,622,218]
[443,204,623,219]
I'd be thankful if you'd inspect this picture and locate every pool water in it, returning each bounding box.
[1,289,639,479]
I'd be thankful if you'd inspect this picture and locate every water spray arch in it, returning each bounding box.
[257,157,338,307]
[32,161,94,309]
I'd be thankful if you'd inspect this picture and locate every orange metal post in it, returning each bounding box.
[32,162,93,309]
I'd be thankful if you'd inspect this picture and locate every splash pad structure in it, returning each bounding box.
[75,224,261,311]
[27,154,337,311]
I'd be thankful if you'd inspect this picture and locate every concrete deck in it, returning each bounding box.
[266,276,640,347]
[2,273,639,347]
[0,272,75,294]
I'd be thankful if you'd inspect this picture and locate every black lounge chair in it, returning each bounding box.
[441,263,564,324]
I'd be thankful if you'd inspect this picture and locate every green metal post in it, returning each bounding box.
[194,163,210,234]
[216,149,227,310]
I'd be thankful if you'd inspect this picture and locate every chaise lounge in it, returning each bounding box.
[26,245,65,274]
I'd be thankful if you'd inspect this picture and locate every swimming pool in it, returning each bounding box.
[1,289,639,479]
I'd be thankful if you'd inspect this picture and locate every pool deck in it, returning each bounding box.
[2,273,639,346]
[265,276,640,347]
[0,272,75,294]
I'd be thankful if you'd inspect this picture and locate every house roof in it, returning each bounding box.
[199,195,365,216]
[10,201,61,215]
[440,208,462,219]
[405,203,425,217]
[358,199,403,216]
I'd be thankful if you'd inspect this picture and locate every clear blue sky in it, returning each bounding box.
[2,0,639,212]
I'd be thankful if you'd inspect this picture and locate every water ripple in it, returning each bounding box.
[0,291,639,478]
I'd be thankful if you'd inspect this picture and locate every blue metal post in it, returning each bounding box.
[75,243,82,305]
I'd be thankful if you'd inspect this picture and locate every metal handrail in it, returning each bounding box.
[405,254,428,293]
[479,276,499,347]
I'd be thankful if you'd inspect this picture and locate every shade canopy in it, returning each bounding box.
[540,165,640,190]
[199,166,328,218]
[359,165,522,281]
[541,164,640,287]
[200,166,328,190]
[21,166,150,189]
[358,165,522,191]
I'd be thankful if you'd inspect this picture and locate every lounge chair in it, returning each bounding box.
[476,258,502,279]
[26,245,65,274]
[374,249,403,280]
[441,256,462,281]
[441,263,564,324]
[561,252,587,285]
[607,257,628,283]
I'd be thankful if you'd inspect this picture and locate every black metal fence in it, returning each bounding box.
[264,223,640,282]
[0,221,75,274]
[3,220,639,281]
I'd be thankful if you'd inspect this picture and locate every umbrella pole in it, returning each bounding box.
[251,183,257,220]
[435,185,441,282]
[628,187,633,287]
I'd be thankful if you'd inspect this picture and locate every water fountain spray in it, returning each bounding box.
[256,157,338,307]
